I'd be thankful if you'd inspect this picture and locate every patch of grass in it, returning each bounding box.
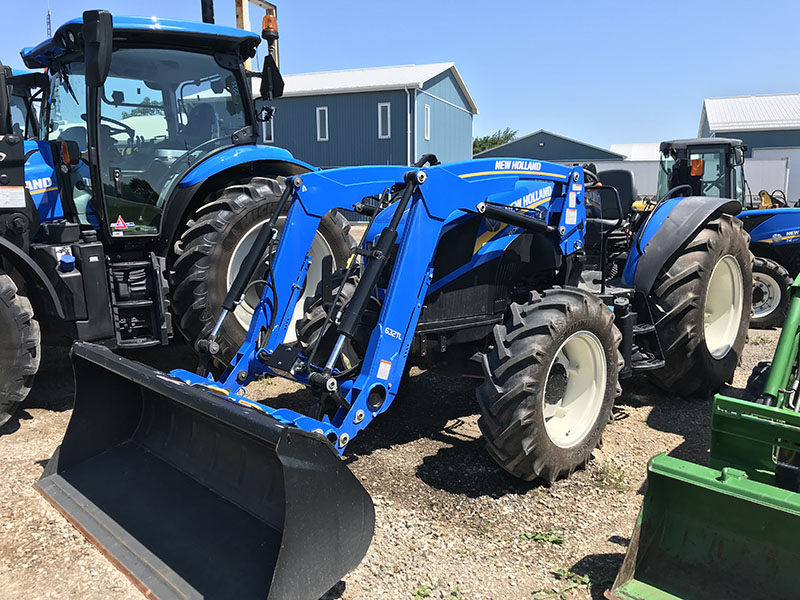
[413,585,432,598]
[749,336,772,346]
[594,461,629,491]
[477,524,490,535]
[449,587,465,599]
[552,568,590,587]
[520,528,564,545]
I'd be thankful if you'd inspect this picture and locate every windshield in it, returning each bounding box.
[99,47,248,237]
[657,147,728,200]
[10,95,29,137]
[45,48,248,237]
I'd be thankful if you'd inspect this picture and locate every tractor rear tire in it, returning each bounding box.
[646,214,752,396]
[171,177,354,363]
[751,257,792,329]
[0,272,40,427]
[476,288,623,484]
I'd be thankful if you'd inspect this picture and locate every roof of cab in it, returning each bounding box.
[21,15,261,69]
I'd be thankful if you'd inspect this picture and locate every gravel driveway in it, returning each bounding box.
[0,329,780,600]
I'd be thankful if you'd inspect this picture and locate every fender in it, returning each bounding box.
[158,145,316,253]
[0,236,64,319]
[177,145,315,188]
[623,196,741,295]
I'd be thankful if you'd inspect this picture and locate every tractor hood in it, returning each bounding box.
[22,15,261,69]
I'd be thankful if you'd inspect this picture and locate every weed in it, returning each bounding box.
[413,585,432,599]
[749,336,771,346]
[531,583,579,599]
[594,461,629,491]
[477,524,490,535]
[449,587,465,599]
[520,528,564,545]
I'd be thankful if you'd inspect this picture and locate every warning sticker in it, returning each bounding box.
[377,359,392,380]
[111,215,135,230]
[565,209,578,225]
[0,186,26,208]
[568,192,576,208]
[572,184,582,192]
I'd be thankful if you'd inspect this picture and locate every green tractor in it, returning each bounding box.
[608,275,800,599]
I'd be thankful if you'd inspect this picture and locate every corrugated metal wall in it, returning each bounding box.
[258,90,409,168]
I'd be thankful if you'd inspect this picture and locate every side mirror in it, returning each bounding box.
[260,55,284,100]
[734,146,744,166]
[83,10,113,88]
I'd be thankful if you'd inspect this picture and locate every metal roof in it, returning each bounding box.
[701,93,800,134]
[473,129,624,159]
[255,62,478,114]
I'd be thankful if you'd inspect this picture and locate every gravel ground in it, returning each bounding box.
[0,329,780,600]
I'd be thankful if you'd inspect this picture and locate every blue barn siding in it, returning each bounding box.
[475,131,622,161]
[259,90,409,168]
[415,71,473,163]
[710,129,800,157]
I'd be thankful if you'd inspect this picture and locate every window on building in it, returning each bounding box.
[316,106,328,142]
[424,104,431,141]
[262,118,274,144]
[378,102,391,139]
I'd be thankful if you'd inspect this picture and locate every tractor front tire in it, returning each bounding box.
[476,288,622,484]
[646,214,752,396]
[171,177,354,363]
[751,257,792,329]
[0,272,40,427]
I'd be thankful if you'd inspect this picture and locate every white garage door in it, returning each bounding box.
[752,148,800,204]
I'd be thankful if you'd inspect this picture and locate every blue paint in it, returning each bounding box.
[23,16,260,69]
[170,157,586,454]
[743,208,800,246]
[622,196,684,286]
[178,145,315,188]
[24,141,63,221]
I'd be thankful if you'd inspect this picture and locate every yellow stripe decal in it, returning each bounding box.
[759,233,800,244]
[28,186,59,195]
[459,170,568,180]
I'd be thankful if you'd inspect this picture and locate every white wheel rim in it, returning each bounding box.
[227,217,334,342]
[752,271,782,320]
[542,331,607,449]
[704,255,744,359]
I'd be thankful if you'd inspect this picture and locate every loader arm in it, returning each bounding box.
[172,158,586,452]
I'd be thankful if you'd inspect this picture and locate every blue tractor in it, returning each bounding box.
[39,154,752,598]
[0,11,354,425]
[657,137,800,328]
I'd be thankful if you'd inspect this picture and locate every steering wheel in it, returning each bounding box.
[771,189,788,207]
[100,115,135,139]
[80,112,135,139]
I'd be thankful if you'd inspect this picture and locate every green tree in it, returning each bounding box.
[473,127,517,155]
[121,97,164,118]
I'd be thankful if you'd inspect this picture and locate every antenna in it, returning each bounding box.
[46,1,51,37]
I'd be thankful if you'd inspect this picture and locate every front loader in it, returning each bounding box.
[607,275,800,600]
[40,155,752,598]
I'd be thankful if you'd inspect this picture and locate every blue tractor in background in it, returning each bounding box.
[0,11,355,425]
[657,137,800,328]
[38,151,753,598]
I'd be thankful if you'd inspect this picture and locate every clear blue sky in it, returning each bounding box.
[5,0,799,148]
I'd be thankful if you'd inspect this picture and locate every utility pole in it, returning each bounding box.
[235,0,279,70]
[46,1,51,37]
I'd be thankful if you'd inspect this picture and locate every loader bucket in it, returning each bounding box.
[607,453,800,600]
[36,342,374,600]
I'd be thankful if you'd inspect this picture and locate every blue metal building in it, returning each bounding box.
[474,129,624,162]
[253,63,478,168]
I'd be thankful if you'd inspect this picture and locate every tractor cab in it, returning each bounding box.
[2,67,45,139]
[657,137,746,205]
[21,14,278,241]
